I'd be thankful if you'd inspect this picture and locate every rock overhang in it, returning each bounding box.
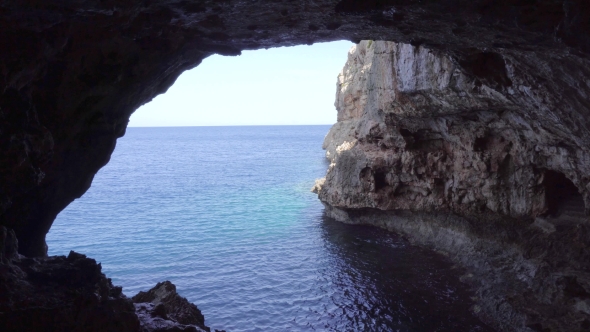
[1,0,589,256]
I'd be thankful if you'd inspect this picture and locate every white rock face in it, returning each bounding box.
[319,40,590,219]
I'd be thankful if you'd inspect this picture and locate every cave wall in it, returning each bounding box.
[1,0,590,258]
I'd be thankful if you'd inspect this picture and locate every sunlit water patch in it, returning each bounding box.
[48,126,491,331]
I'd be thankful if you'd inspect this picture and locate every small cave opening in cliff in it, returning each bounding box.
[399,127,443,151]
[359,166,374,192]
[374,170,389,192]
[473,136,488,152]
[399,128,415,148]
[459,51,512,88]
[543,170,585,217]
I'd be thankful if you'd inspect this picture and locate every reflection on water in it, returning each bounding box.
[318,216,492,331]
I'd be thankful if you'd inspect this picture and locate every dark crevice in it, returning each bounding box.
[399,128,444,151]
[399,128,416,149]
[473,136,487,152]
[459,52,512,88]
[374,171,388,192]
[543,170,583,216]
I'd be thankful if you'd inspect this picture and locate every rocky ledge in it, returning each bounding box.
[315,41,590,332]
[0,226,211,332]
[133,281,211,332]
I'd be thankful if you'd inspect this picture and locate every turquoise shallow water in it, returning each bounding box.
[47,126,491,331]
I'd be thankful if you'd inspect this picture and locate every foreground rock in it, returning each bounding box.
[0,226,211,332]
[0,252,139,330]
[316,41,590,332]
[133,281,210,332]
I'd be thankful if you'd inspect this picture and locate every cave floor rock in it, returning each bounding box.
[133,281,210,332]
[0,226,211,332]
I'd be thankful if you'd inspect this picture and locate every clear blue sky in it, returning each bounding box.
[128,41,355,127]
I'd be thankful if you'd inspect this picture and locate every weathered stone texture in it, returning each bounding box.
[133,281,209,332]
[0,228,211,332]
[0,248,140,332]
[319,40,590,219]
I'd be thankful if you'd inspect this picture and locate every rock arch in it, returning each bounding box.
[2,1,590,331]
[1,0,589,259]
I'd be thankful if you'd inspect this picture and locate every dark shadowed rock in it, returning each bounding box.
[0,226,19,263]
[0,232,212,332]
[133,281,210,332]
[0,247,140,332]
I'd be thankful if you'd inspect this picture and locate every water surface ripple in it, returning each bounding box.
[48,126,491,331]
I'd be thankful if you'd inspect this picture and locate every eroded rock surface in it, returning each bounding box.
[319,41,590,217]
[133,281,210,332]
[316,40,590,332]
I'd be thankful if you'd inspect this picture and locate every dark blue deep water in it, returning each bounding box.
[47,126,491,332]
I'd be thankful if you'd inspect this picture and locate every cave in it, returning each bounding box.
[2,1,590,331]
[543,170,585,217]
[374,170,388,192]
[458,51,513,88]
[399,128,417,149]
[2,0,589,258]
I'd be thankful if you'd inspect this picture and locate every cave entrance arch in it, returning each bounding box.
[5,0,590,259]
[45,40,353,256]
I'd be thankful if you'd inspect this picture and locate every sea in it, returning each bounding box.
[47,126,491,332]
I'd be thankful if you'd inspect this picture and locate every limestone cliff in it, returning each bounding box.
[316,41,590,332]
[319,40,590,217]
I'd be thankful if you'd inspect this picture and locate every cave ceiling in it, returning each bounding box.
[1,0,590,256]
